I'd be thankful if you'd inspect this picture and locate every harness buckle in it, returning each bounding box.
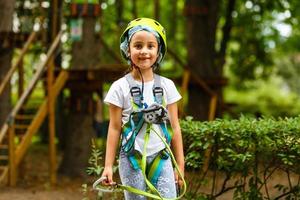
[153,87,163,95]
[153,87,163,104]
[130,86,141,96]
[130,86,143,106]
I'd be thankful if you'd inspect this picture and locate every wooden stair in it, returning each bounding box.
[0,30,64,186]
[0,140,9,186]
[0,70,68,185]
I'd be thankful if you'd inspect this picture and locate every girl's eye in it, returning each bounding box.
[134,44,142,49]
[148,44,156,49]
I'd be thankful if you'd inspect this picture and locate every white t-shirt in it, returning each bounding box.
[104,74,182,156]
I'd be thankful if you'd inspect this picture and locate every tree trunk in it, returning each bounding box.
[184,0,222,120]
[0,0,15,125]
[59,17,100,177]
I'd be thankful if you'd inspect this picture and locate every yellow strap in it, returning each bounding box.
[151,127,187,199]
[141,124,163,198]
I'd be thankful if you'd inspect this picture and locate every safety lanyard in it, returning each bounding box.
[93,124,187,200]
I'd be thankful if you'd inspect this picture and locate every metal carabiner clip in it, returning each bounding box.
[93,176,118,193]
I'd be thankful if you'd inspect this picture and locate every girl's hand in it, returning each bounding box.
[101,166,115,186]
[174,166,184,188]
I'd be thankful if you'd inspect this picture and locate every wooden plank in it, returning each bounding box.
[51,71,69,96]
[15,115,35,120]
[0,166,8,185]
[179,70,190,116]
[8,126,16,186]
[0,144,8,149]
[14,71,68,166]
[15,101,47,166]
[47,57,56,185]
[18,59,24,98]
[208,95,217,121]
[14,124,29,130]
[0,155,8,160]
[0,124,8,145]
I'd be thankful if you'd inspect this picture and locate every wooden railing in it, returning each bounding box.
[0,30,65,186]
[0,31,38,96]
[15,70,68,166]
[0,30,63,144]
[0,70,68,185]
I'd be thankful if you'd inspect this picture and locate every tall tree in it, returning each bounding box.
[59,15,101,177]
[184,0,237,120]
[184,0,222,120]
[0,0,15,125]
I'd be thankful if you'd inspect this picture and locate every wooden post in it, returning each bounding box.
[208,95,217,121]
[18,58,24,135]
[18,58,24,99]
[47,0,59,185]
[8,125,16,186]
[51,0,58,41]
[179,69,190,116]
[47,56,57,185]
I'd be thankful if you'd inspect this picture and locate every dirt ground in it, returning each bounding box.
[0,179,85,200]
[0,144,98,200]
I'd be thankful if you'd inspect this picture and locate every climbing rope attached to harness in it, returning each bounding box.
[93,124,187,199]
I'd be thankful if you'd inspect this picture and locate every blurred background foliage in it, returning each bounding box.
[10,0,300,118]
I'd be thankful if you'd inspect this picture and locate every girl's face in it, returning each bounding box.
[128,30,159,70]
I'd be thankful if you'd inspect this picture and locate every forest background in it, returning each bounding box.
[1,0,300,199]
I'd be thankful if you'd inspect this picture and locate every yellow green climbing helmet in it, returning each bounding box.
[120,18,167,64]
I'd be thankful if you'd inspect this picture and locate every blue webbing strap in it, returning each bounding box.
[122,114,144,154]
[153,74,164,105]
[125,73,143,106]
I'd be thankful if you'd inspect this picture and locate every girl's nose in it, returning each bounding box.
[140,47,148,55]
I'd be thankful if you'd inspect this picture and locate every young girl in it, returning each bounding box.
[101,18,185,199]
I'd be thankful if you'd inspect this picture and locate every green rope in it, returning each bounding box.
[93,125,187,199]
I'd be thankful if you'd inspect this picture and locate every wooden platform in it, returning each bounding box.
[64,64,128,91]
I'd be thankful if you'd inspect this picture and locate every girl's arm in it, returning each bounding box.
[101,103,122,185]
[168,102,185,187]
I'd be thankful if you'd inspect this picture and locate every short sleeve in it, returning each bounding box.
[104,81,123,108]
[163,78,182,105]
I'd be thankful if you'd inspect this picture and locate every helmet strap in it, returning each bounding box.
[131,62,144,102]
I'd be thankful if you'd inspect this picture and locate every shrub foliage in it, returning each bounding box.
[181,116,300,200]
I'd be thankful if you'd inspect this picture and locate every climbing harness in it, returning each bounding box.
[93,73,186,199]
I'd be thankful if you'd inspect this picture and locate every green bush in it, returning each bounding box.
[181,116,300,200]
